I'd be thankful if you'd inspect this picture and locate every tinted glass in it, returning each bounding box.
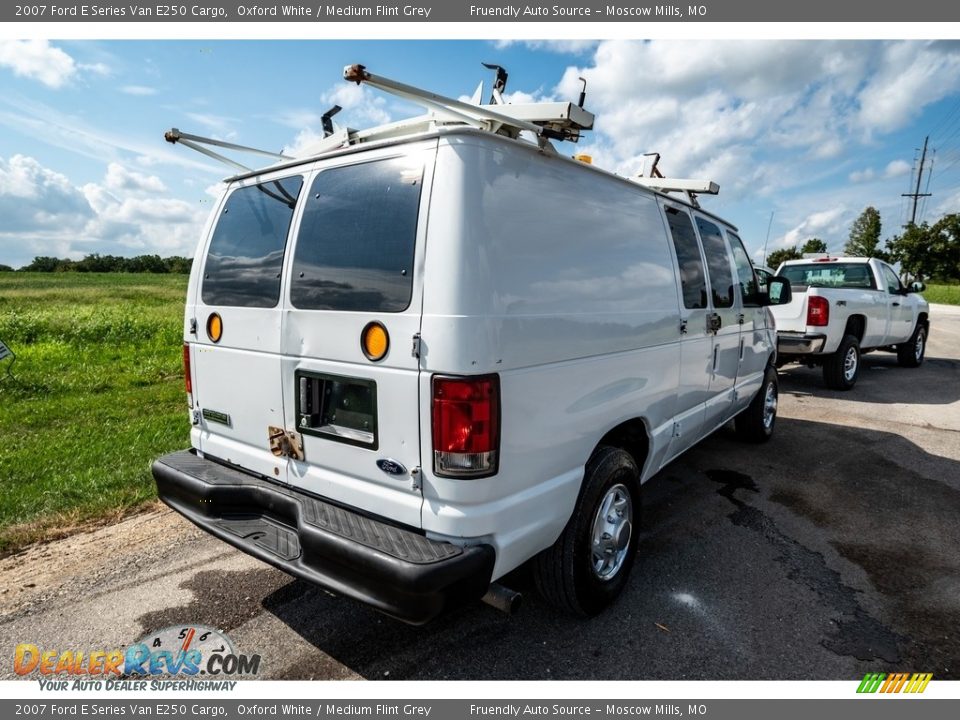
[882,265,902,293]
[780,263,876,290]
[696,218,735,308]
[728,232,760,306]
[202,177,303,308]
[665,208,707,309]
[291,157,423,312]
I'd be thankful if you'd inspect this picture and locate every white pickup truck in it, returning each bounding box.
[770,256,929,389]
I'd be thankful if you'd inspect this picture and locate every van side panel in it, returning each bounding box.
[419,136,682,578]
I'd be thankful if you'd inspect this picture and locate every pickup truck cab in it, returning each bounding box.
[152,65,793,623]
[771,256,929,389]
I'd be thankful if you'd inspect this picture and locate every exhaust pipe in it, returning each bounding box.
[482,583,522,615]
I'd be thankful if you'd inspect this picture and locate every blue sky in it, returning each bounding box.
[1,39,959,269]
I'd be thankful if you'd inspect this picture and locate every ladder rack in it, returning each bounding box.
[163,62,719,211]
[163,129,292,173]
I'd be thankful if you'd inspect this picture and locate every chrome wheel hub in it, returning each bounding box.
[591,483,633,581]
[915,330,925,361]
[843,346,859,382]
[762,380,778,429]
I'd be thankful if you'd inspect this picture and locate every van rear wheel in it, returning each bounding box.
[532,446,640,616]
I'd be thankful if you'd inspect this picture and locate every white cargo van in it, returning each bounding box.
[153,65,792,623]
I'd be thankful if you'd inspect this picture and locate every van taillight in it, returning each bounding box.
[431,375,500,478]
[807,296,830,326]
[183,342,194,407]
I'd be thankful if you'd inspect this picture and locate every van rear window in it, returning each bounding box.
[202,177,303,308]
[290,157,423,312]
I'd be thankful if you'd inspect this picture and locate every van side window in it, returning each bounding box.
[291,157,423,312]
[665,208,707,309]
[727,232,760,306]
[202,177,303,308]
[696,217,735,309]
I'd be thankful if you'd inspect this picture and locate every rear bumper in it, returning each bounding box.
[152,450,495,625]
[777,332,827,355]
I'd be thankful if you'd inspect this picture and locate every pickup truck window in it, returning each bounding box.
[291,157,423,312]
[780,263,877,291]
[202,176,304,308]
[696,217,734,308]
[728,232,760,306]
[881,264,903,294]
[665,207,707,309]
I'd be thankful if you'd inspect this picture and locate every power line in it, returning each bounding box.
[929,97,960,142]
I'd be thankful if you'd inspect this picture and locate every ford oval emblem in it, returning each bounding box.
[376,459,407,477]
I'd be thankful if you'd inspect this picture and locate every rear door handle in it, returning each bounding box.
[707,312,722,333]
[892,302,901,307]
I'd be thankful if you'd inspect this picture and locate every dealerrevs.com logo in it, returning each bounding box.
[14,625,260,689]
[857,672,933,694]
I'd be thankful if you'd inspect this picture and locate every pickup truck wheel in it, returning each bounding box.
[532,446,640,616]
[823,334,860,390]
[735,366,778,443]
[896,324,926,368]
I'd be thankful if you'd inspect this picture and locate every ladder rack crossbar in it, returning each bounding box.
[344,64,544,137]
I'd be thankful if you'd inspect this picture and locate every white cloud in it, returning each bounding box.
[857,42,960,134]
[0,155,93,232]
[779,206,848,249]
[0,95,221,173]
[0,40,77,89]
[884,159,912,178]
[492,40,600,55]
[104,163,167,193]
[184,112,239,139]
[79,62,111,77]
[121,85,158,96]
[0,155,206,267]
[850,168,876,183]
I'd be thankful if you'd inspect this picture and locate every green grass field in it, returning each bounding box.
[924,284,960,306]
[0,273,190,554]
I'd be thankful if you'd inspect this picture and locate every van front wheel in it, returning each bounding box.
[735,366,778,443]
[532,446,640,616]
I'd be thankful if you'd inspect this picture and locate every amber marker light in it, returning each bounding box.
[206,313,223,343]
[361,321,389,361]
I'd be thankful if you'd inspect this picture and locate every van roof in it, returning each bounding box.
[223,125,739,233]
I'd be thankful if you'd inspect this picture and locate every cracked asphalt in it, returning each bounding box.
[1,305,958,681]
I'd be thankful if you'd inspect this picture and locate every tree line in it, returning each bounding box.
[0,254,193,274]
[766,208,960,283]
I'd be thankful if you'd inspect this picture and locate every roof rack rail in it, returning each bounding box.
[163,128,292,173]
[631,152,718,208]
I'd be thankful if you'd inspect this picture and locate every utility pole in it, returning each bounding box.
[902,136,932,226]
[761,211,774,266]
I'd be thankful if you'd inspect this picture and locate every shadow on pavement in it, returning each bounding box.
[250,418,960,681]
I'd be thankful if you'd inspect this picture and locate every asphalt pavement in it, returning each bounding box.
[2,305,958,681]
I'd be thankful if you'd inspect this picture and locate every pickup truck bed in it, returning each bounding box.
[770,257,929,389]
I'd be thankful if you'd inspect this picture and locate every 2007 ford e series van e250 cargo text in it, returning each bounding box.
[152,64,793,624]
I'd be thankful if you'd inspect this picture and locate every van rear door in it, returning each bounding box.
[279,142,436,529]
[190,173,304,481]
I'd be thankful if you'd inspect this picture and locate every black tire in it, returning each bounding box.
[735,366,778,443]
[823,334,860,390]
[897,323,927,368]
[532,446,640,616]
